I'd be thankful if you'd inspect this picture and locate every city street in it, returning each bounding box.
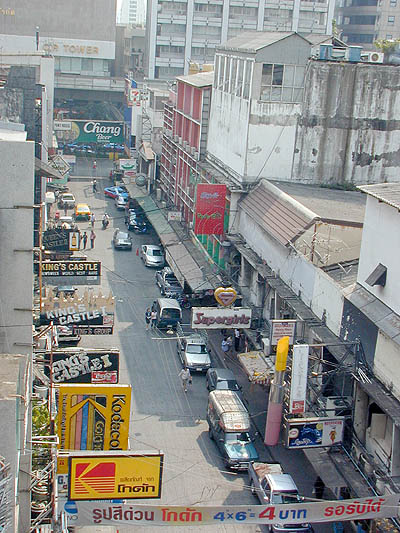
[67,161,265,532]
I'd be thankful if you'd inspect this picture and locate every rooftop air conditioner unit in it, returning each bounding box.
[321,396,352,416]
[194,150,200,160]
[178,136,182,145]
[173,135,179,142]
[191,146,196,155]
[364,51,384,63]
[183,141,189,150]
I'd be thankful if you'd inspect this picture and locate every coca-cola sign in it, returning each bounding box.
[191,307,252,329]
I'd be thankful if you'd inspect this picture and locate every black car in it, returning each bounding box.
[206,368,244,401]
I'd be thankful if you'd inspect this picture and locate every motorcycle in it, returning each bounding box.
[171,294,191,309]
[102,217,110,229]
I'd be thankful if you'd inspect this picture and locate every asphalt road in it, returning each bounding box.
[66,164,265,532]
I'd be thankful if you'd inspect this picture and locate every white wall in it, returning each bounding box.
[374,331,400,400]
[312,269,344,336]
[0,140,34,355]
[358,196,400,314]
[207,89,250,179]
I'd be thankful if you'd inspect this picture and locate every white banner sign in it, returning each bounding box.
[289,344,309,414]
[54,121,72,131]
[191,307,252,329]
[270,320,296,345]
[60,496,400,527]
[168,211,182,222]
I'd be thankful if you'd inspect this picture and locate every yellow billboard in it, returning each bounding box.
[57,384,131,451]
[69,453,163,500]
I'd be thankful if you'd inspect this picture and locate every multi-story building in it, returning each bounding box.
[118,0,139,25]
[145,0,336,79]
[336,0,400,49]
[114,24,145,79]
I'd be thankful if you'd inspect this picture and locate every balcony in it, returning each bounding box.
[54,74,125,93]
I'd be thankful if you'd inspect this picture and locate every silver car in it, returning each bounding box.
[113,229,132,250]
[141,244,165,267]
[114,195,128,210]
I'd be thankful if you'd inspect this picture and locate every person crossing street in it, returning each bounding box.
[178,367,192,392]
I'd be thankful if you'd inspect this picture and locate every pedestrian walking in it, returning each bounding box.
[313,476,325,499]
[145,308,151,331]
[151,300,157,312]
[178,367,192,392]
[90,230,96,249]
[93,160,97,170]
[82,232,88,249]
[90,212,96,228]
[221,337,230,354]
[234,328,241,351]
[92,179,97,193]
[150,309,157,328]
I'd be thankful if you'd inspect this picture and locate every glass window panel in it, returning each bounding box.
[272,64,284,85]
[293,88,303,102]
[71,57,81,71]
[260,87,270,101]
[282,87,293,102]
[271,86,282,101]
[283,65,294,86]
[60,57,71,70]
[262,64,272,85]
[93,59,103,71]
[294,66,305,86]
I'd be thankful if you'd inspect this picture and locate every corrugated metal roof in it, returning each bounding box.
[176,71,214,88]
[219,31,304,52]
[358,183,400,211]
[239,180,317,246]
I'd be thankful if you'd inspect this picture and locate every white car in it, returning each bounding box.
[58,192,76,209]
[141,245,165,267]
[115,195,128,210]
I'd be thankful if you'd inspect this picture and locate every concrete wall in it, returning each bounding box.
[358,196,400,314]
[1,0,116,41]
[293,61,400,186]
[312,269,344,337]
[0,140,34,355]
[374,331,400,400]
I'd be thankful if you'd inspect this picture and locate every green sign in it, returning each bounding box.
[55,121,124,144]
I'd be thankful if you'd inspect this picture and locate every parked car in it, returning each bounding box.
[104,186,129,199]
[57,215,74,229]
[127,217,148,234]
[74,203,91,221]
[176,323,211,372]
[112,229,132,250]
[58,192,76,209]
[156,267,183,297]
[115,195,128,210]
[141,244,165,267]
[206,368,244,401]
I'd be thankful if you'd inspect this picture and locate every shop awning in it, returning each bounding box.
[139,141,154,162]
[35,157,64,180]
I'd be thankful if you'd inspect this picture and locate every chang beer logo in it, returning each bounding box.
[83,122,123,143]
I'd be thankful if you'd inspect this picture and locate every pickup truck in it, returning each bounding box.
[156,267,183,297]
[176,323,211,372]
[248,462,313,533]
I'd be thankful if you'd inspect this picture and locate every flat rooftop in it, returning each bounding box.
[271,181,366,224]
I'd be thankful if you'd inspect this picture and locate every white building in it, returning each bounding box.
[145,0,335,79]
[343,183,400,483]
[118,0,140,25]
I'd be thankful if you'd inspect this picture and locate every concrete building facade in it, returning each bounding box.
[145,0,335,79]
[336,0,400,49]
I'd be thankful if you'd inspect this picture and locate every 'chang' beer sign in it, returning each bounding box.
[45,350,119,384]
[40,289,114,327]
[55,120,124,145]
[57,384,131,451]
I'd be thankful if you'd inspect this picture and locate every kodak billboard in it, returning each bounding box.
[57,385,131,451]
[68,452,163,501]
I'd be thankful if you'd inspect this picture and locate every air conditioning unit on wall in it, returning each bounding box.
[363,51,384,63]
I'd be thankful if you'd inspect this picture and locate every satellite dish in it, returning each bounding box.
[135,174,147,187]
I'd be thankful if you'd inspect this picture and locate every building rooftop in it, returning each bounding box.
[271,181,366,224]
[219,31,309,53]
[323,259,359,289]
[176,71,214,88]
[358,183,400,211]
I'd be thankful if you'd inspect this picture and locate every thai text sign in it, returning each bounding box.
[45,351,119,384]
[41,261,101,278]
[191,307,252,329]
[60,495,399,527]
[194,184,226,235]
[57,385,131,451]
[285,417,344,449]
[289,345,309,414]
[270,320,296,346]
[69,453,163,501]
[55,120,124,144]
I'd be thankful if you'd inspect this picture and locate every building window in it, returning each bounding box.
[388,16,395,24]
[260,63,304,103]
[390,0,397,6]
[387,34,393,39]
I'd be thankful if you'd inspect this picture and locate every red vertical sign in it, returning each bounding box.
[194,184,226,235]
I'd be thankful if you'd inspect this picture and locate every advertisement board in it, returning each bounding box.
[167,211,182,222]
[55,120,124,144]
[118,159,137,172]
[270,320,296,346]
[68,452,163,501]
[285,417,344,449]
[43,229,80,252]
[41,261,101,278]
[58,495,400,527]
[194,184,226,235]
[45,351,119,384]
[191,307,252,329]
[289,345,309,414]
[73,326,114,335]
[57,384,131,451]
